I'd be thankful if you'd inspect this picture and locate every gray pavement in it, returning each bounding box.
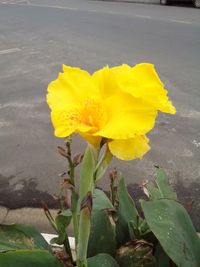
[0,0,200,232]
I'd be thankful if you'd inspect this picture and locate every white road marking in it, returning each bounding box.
[89,10,153,18]
[134,14,152,19]
[0,121,10,128]
[0,48,21,55]
[89,9,98,12]
[170,19,192,24]
[26,3,78,10]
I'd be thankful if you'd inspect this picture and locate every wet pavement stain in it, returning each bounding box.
[0,173,199,231]
[0,173,59,209]
[127,179,200,232]
[174,177,200,231]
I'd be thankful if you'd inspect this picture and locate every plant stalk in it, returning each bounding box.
[76,193,92,267]
[63,235,74,264]
[71,190,79,249]
[65,137,79,249]
[76,144,99,267]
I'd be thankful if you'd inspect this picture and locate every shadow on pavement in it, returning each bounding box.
[0,172,199,231]
[0,173,59,209]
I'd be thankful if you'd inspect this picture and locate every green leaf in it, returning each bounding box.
[77,188,114,214]
[155,167,177,200]
[0,249,63,267]
[128,219,150,239]
[155,244,172,267]
[87,210,116,257]
[145,182,162,200]
[54,211,72,244]
[144,168,177,201]
[88,253,120,267]
[141,199,200,267]
[116,177,141,245]
[94,146,113,182]
[93,189,114,212]
[0,224,49,252]
[118,177,139,223]
[79,144,98,201]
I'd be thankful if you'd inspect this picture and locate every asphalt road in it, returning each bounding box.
[0,0,200,228]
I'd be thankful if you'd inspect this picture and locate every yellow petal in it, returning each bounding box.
[47,64,176,148]
[52,107,100,138]
[108,135,150,160]
[92,66,119,99]
[51,108,78,138]
[95,91,157,139]
[63,65,90,78]
[111,63,176,114]
[79,132,102,147]
[62,65,99,100]
[47,65,99,110]
[47,77,76,110]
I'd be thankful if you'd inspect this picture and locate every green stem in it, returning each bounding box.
[77,144,99,267]
[77,210,90,267]
[65,137,79,250]
[65,137,75,186]
[71,190,79,249]
[63,235,74,264]
[72,212,79,248]
[77,193,92,267]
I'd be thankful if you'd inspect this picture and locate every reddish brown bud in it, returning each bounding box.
[73,153,84,167]
[80,191,93,213]
[57,146,68,158]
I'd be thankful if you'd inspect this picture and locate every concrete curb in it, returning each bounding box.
[93,0,159,4]
[0,206,70,233]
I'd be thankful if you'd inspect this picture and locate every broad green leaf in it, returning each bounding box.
[87,210,116,257]
[155,167,177,200]
[116,177,141,245]
[141,199,200,267]
[0,249,63,267]
[93,189,114,212]
[88,253,120,267]
[79,144,98,201]
[118,177,139,222]
[0,224,49,252]
[155,244,172,267]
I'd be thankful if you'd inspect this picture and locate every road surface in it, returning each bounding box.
[0,0,200,230]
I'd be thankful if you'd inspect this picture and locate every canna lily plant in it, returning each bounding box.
[46,63,176,266]
[1,63,200,267]
[45,63,200,267]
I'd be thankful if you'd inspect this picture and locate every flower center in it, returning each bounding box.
[80,98,106,130]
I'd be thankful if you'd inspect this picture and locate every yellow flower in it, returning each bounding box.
[47,64,176,160]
